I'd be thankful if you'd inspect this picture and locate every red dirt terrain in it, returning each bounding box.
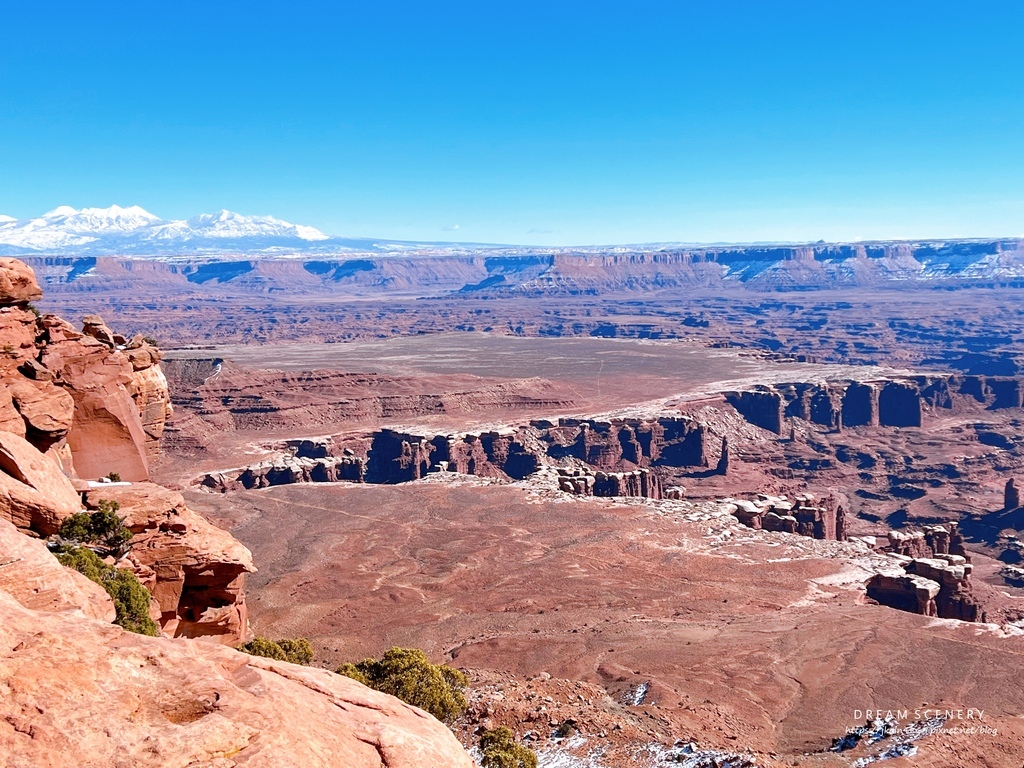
[186,478,1024,767]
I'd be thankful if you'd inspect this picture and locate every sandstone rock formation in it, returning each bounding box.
[0,430,83,534]
[0,258,248,643]
[0,516,114,622]
[0,528,473,768]
[83,483,254,643]
[40,313,170,481]
[0,258,171,483]
[725,388,784,434]
[867,552,984,622]
[201,452,366,492]
[1005,478,1020,510]
[727,374,1024,436]
[556,466,662,499]
[0,423,254,643]
[885,523,967,559]
[199,415,712,494]
[0,257,42,303]
[726,493,847,540]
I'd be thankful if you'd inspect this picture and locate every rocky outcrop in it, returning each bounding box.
[83,483,254,644]
[728,374,1024,435]
[0,257,42,303]
[727,493,847,540]
[539,416,709,469]
[40,313,171,481]
[0,259,249,643]
[0,259,171,482]
[865,572,940,616]
[0,554,473,768]
[877,381,922,427]
[556,467,662,499]
[886,523,967,559]
[201,453,366,492]
[867,552,984,622]
[365,429,436,484]
[1006,479,1020,510]
[841,381,879,427]
[0,430,83,534]
[724,388,784,435]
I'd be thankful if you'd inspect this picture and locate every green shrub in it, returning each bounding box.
[238,636,314,665]
[277,637,314,665]
[54,545,159,636]
[57,500,132,555]
[335,647,468,723]
[335,662,368,684]
[480,727,538,768]
[238,636,288,661]
[106,471,122,483]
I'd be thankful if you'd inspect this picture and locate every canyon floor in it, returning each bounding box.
[139,324,1024,767]
[185,478,1024,767]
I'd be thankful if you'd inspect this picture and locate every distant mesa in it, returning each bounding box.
[7,206,1024,296]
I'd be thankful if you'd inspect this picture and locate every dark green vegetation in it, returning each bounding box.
[336,647,468,724]
[480,727,538,768]
[53,545,159,636]
[238,636,314,665]
[57,499,132,555]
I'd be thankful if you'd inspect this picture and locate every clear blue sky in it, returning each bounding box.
[1,2,1022,245]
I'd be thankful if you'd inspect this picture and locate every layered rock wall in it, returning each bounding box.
[729,374,1024,435]
[199,415,709,498]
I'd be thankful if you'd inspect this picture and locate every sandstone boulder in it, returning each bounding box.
[0,430,82,534]
[0,306,41,374]
[0,257,42,305]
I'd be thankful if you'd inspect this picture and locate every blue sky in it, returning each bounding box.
[1,2,1022,245]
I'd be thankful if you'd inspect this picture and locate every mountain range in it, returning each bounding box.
[0,205,438,256]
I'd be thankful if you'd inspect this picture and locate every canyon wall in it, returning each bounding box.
[22,239,1024,302]
[199,415,711,498]
[726,374,1024,435]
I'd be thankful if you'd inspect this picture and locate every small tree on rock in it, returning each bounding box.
[336,647,468,723]
[53,545,158,636]
[58,500,132,556]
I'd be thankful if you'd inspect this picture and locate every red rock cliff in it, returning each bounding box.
[0,258,250,644]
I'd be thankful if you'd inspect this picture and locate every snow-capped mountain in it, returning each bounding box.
[0,205,335,255]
